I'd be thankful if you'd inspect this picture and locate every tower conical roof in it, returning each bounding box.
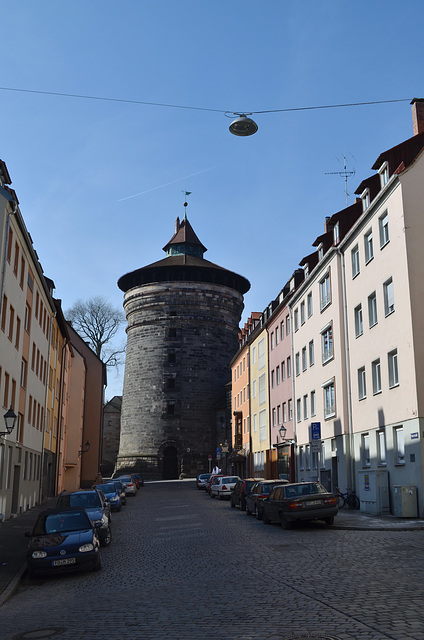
[162,215,207,257]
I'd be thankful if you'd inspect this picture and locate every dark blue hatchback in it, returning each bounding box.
[25,507,102,577]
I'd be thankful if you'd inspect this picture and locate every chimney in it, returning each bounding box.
[175,217,180,233]
[411,98,424,135]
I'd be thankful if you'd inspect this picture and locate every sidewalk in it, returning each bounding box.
[1,498,424,608]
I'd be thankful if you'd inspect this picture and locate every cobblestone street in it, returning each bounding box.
[2,481,424,640]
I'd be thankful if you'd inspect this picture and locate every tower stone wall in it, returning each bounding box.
[117,281,244,479]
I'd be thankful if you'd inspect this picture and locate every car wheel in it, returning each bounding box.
[325,516,335,525]
[262,512,271,524]
[246,505,252,515]
[101,526,112,547]
[280,513,292,530]
[230,499,235,508]
[240,500,246,512]
[256,507,262,521]
[210,492,215,498]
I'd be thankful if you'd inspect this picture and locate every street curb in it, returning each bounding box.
[0,562,27,608]
[332,523,424,531]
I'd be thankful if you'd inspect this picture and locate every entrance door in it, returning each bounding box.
[11,465,21,514]
[163,446,178,480]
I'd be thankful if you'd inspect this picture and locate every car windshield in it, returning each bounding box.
[96,484,116,494]
[34,511,91,535]
[59,493,102,508]
[284,483,327,498]
[119,477,132,483]
[222,477,238,483]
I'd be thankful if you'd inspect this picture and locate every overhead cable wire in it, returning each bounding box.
[0,85,411,115]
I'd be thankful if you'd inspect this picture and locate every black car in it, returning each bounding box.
[262,481,339,529]
[245,479,289,519]
[25,507,102,576]
[56,489,112,546]
[132,473,144,487]
[230,478,264,511]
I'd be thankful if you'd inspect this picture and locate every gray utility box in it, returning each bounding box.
[358,470,390,515]
[393,486,418,518]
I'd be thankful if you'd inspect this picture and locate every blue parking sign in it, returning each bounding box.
[311,422,321,440]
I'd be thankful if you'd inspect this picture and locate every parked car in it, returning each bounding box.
[94,482,123,511]
[210,476,240,500]
[196,473,211,490]
[245,479,289,519]
[205,474,225,495]
[230,478,264,511]
[116,475,137,496]
[103,479,127,505]
[132,473,144,487]
[131,474,140,489]
[262,481,339,529]
[56,489,112,546]
[25,507,102,576]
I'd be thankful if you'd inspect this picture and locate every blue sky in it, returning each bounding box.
[2,1,423,399]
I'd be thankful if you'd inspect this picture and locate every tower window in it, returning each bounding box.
[167,403,175,415]
[168,327,177,338]
[168,352,176,363]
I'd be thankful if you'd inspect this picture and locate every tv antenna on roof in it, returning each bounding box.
[325,155,356,207]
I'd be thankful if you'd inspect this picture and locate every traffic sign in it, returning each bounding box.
[311,422,321,440]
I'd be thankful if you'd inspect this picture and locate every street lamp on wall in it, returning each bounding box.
[278,425,287,443]
[78,440,90,457]
[1,407,17,437]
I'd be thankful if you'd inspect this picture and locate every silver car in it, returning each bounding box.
[210,476,240,500]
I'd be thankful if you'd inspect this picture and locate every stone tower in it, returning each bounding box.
[116,213,250,480]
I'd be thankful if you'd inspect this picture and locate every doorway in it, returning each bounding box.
[162,446,179,480]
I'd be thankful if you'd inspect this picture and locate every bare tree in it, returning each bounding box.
[66,296,126,368]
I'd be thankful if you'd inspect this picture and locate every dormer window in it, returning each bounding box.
[378,162,389,188]
[333,222,340,245]
[303,263,309,278]
[317,243,324,261]
[361,188,370,212]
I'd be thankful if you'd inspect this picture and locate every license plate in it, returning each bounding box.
[53,557,76,566]
[305,500,321,506]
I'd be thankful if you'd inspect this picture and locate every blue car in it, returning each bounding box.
[25,507,102,577]
[94,483,122,511]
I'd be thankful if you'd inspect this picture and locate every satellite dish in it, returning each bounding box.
[229,114,258,137]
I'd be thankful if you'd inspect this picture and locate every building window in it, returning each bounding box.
[351,245,360,278]
[168,327,177,338]
[272,408,276,427]
[286,315,290,335]
[168,352,176,363]
[364,229,374,263]
[372,358,382,394]
[295,352,300,377]
[368,292,378,328]
[379,211,390,248]
[310,390,316,416]
[362,433,370,467]
[258,373,266,405]
[296,398,301,422]
[280,321,284,341]
[302,347,307,371]
[383,278,394,316]
[394,426,405,465]
[307,292,313,318]
[333,221,340,245]
[294,309,299,332]
[378,430,387,465]
[259,410,267,442]
[270,332,274,350]
[281,361,286,381]
[354,304,363,337]
[252,379,257,399]
[282,402,287,422]
[388,349,399,388]
[253,413,257,432]
[358,366,366,400]
[303,394,308,420]
[361,188,370,211]
[321,325,333,363]
[379,161,389,188]
[271,370,275,388]
[299,446,304,470]
[8,306,14,341]
[288,399,293,421]
[309,340,315,366]
[319,273,331,311]
[258,338,265,370]
[166,403,175,415]
[1,295,7,332]
[287,356,291,378]
[276,366,280,385]
[300,301,305,325]
[277,405,281,425]
[252,346,256,365]
[275,328,279,346]
[323,379,335,419]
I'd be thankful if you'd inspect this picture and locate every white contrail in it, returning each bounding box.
[118,165,221,202]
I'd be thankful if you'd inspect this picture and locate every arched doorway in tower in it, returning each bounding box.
[163,446,179,479]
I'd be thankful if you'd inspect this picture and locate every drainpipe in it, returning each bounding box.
[338,247,354,491]
[0,201,17,319]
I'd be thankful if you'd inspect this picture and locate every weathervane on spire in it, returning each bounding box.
[182,190,192,219]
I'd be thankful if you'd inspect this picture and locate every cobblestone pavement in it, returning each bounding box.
[2,481,424,640]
